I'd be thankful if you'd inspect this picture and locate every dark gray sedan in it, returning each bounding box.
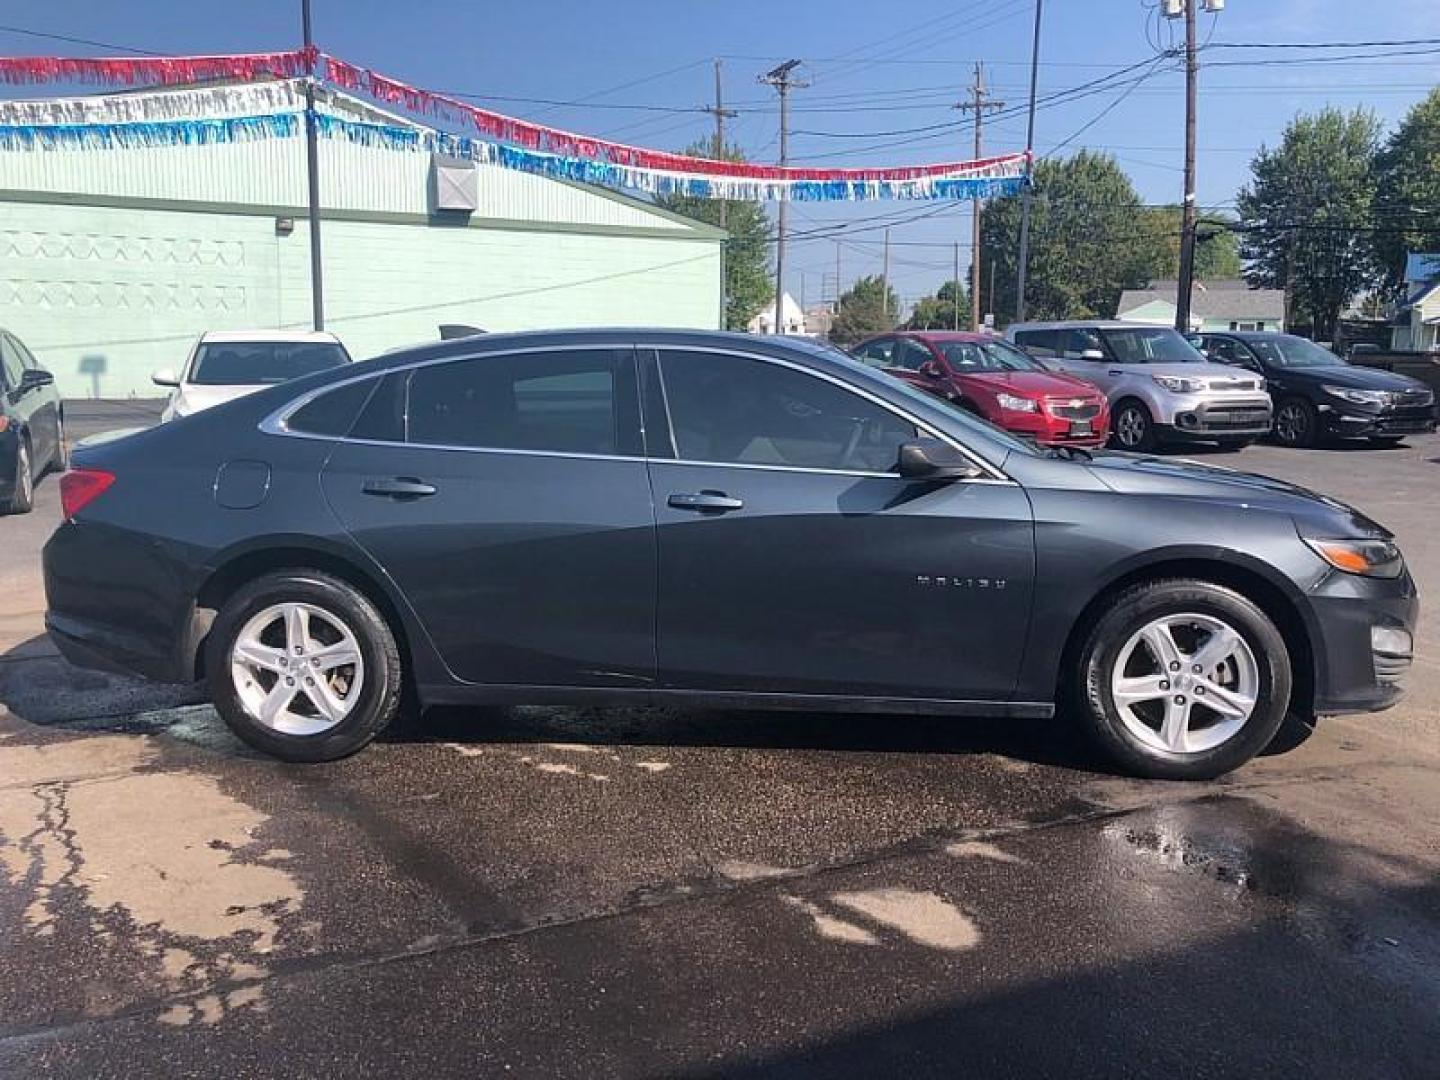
[43,330,1417,779]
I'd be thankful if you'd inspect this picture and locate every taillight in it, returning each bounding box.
[60,468,115,520]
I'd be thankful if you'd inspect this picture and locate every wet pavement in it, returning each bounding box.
[1,409,1437,1078]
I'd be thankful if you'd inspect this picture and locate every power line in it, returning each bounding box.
[0,22,167,55]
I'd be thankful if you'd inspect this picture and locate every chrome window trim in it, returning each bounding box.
[261,341,1013,484]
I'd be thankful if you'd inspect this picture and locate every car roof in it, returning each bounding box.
[1204,330,1295,341]
[199,330,344,344]
[1008,320,1163,331]
[885,330,999,343]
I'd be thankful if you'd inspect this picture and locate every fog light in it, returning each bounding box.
[1371,626,1412,657]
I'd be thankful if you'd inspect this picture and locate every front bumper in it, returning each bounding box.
[1317,401,1438,440]
[1308,565,1419,716]
[1000,402,1109,447]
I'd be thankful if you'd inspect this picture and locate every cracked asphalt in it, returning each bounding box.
[1,404,1437,1078]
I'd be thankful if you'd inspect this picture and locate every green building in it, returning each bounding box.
[0,87,724,399]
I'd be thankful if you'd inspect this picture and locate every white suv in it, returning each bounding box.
[1006,321,1272,451]
[153,330,352,422]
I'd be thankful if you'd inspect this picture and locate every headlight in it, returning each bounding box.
[1152,374,1207,393]
[1322,385,1390,407]
[996,392,1038,412]
[1304,537,1404,578]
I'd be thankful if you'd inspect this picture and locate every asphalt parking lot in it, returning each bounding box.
[2,405,1438,1078]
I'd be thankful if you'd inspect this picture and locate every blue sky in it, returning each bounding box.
[4,0,1438,310]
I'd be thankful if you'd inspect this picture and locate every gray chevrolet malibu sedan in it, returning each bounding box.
[43,330,1416,779]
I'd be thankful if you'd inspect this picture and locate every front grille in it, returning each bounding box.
[1048,399,1101,421]
[1394,388,1434,408]
[1207,377,1262,392]
[1195,403,1272,431]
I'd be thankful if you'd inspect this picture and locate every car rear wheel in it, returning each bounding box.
[1075,579,1291,779]
[1272,397,1317,448]
[3,439,34,515]
[1109,400,1156,452]
[207,570,402,762]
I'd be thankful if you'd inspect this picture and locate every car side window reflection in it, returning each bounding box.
[404,349,639,456]
[658,350,918,473]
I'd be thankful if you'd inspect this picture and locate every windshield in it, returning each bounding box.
[938,340,1043,373]
[1246,335,1344,369]
[788,339,1038,456]
[1099,327,1206,364]
[190,341,350,386]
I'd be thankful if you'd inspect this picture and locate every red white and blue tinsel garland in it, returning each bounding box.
[0,54,1029,202]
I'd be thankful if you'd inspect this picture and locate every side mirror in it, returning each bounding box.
[20,368,54,389]
[151,368,180,388]
[896,438,982,481]
[1079,349,1106,361]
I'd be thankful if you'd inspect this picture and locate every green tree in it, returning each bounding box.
[830,275,899,343]
[653,141,772,330]
[980,151,1170,324]
[1372,88,1440,297]
[1143,206,1243,280]
[905,279,971,330]
[1236,107,1381,339]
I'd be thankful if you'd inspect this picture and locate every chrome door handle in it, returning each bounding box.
[362,477,437,500]
[668,491,744,512]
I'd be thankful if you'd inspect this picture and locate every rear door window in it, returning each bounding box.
[404,348,640,456]
[285,378,377,437]
[1012,330,1058,357]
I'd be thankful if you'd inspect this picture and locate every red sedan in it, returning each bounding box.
[851,331,1110,448]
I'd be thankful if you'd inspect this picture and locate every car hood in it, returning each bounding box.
[1271,362,1429,392]
[1135,361,1264,385]
[1084,452,1391,538]
[965,370,1102,398]
[173,383,267,416]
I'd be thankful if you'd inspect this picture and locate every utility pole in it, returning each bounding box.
[883,227,892,323]
[834,241,842,311]
[957,63,1003,331]
[953,242,961,330]
[1170,0,1210,334]
[301,0,324,330]
[760,60,807,335]
[703,59,737,231]
[1015,0,1044,323]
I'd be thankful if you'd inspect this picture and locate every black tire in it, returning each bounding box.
[1272,397,1317,448]
[1212,437,1251,452]
[206,570,402,762]
[1109,399,1157,453]
[1074,578,1292,780]
[2,438,35,515]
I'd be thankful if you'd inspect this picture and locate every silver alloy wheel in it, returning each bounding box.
[230,602,364,736]
[1111,612,1259,754]
[16,443,31,505]
[1115,406,1147,447]
[1275,401,1308,444]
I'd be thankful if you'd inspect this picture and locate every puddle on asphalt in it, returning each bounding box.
[0,730,304,1026]
[436,739,674,782]
[945,840,1026,865]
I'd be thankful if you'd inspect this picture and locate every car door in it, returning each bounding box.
[320,345,658,688]
[643,346,1035,702]
[5,334,58,464]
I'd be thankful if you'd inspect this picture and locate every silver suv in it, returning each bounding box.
[1005,321,1273,451]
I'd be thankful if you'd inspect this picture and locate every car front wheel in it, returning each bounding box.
[1272,397,1317,448]
[1109,400,1156,452]
[207,570,402,762]
[1075,579,1291,779]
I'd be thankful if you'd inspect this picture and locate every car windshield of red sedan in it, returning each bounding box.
[1099,327,1205,364]
[939,340,1043,372]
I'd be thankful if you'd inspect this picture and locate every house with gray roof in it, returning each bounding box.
[1116,279,1285,333]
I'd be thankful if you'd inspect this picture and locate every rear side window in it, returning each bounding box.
[1012,330,1057,357]
[285,378,376,437]
[658,349,917,473]
[405,349,639,456]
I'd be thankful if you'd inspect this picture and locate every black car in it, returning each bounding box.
[1,329,66,514]
[43,330,1417,780]
[1192,331,1438,448]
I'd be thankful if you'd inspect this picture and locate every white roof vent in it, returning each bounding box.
[432,154,478,213]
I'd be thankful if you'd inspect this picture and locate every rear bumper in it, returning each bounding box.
[1308,568,1419,716]
[43,521,204,684]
